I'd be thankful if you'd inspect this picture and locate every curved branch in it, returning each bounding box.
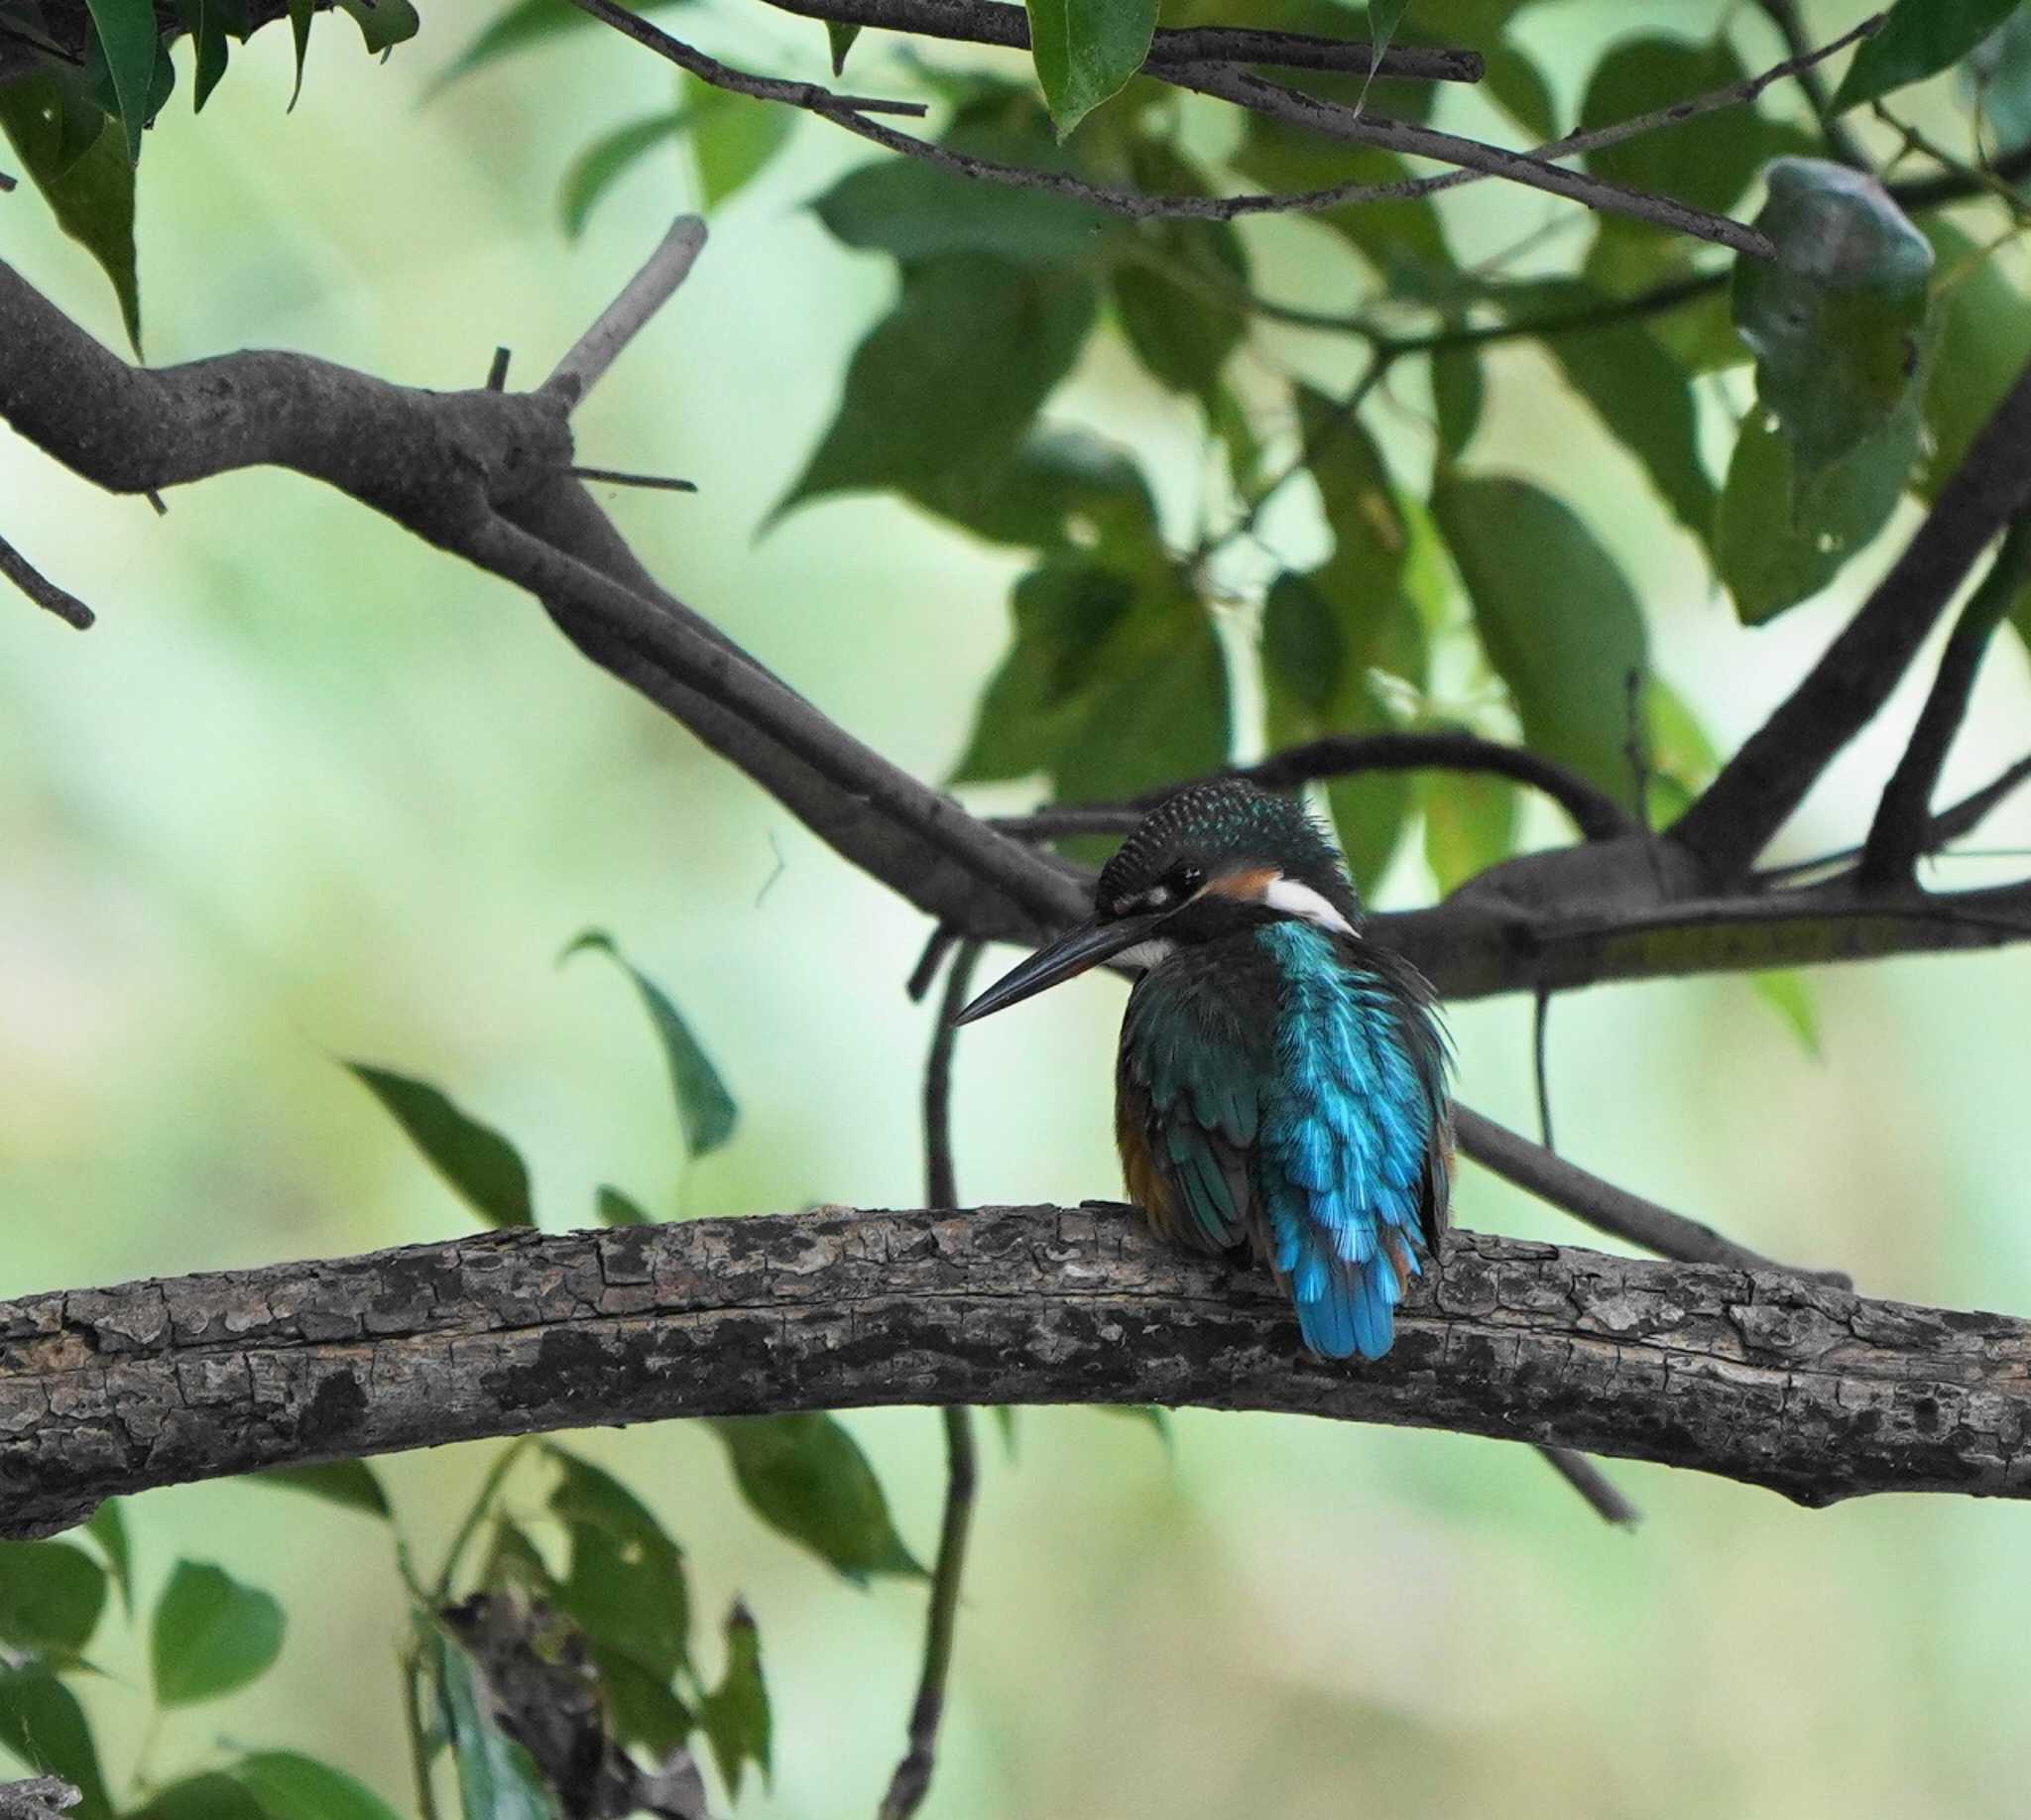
[3,1209,2026,1542]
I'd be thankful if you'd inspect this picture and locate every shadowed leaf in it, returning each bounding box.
[697,1601,771,1798]
[545,1447,691,1680]
[151,1561,285,1707]
[82,0,155,163]
[433,0,691,91]
[825,19,859,72]
[81,1503,132,1619]
[129,1775,267,1820]
[559,112,681,237]
[431,1631,553,1820]
[252,1460,392,1518]
[234,1752,405,1820]
[0,1668,112,1820]
[0,1542,107,1656]
[346,1063,535,1229]
[709,1415,925,1583]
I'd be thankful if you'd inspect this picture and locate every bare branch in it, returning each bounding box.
[1860,520,2031,887]
[0,530,94,629]
[4,1210,2026,1542]
[544,215,707,404]
[1672,354,2031,878]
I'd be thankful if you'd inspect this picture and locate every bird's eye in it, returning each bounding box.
[1168,864,1204,895]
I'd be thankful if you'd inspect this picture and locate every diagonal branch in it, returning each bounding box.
[0,530,94,629]
[4,1209,2027,1543]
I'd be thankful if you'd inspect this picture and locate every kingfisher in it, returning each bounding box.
[956,779,1453,1361]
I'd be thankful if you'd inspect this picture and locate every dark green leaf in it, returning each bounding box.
[1434,475,1649,811]
[559,113,681,238]
[991,1405,1019,1456]
[433,0,689,91]
[129,1775,267,1820]
[1749,971,1821,1057]
[1481,37,1556,139]
[431,1632,553,1820]
[560,932,736,1159]
[1920,221,2031,497]
[908,425,1159,551]
[696,1602,771,1798]
[151,1561,286,1706]
[1715,401,1918,624]
[545,1448,690,1680]
[0,1667,113,1820]
[0,1542,106,1656]
[337,0,419,55]
[1107,143,1248,402]
[346,1062,535,1229]
[175,0,231,111]
[825,19,859,73]
[776,257,1098,518]
[596,1183,655,1227]
[1421,769,1518,894]
[234,1752,405,1820]
[81,0,155,162]
[478,1518,552,1598]
[251,1460,392,1518]
[1430,345,1483,461]
[1581,36,1772,217]
[285,0,311,108]
[1024,0,1157,137]
[684,74,794,208]
[1833,0,2020,111]
[0,74,142,352]
[590,1643,693,1756]
[1097,1404,1171,1450]
[82,1503,132,1619]
[709,1415,924,1583]
[1733,157,1933,480]
[813,153,1109,265]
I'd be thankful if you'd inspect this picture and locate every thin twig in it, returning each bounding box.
[1860,519,2031,887]
[1531,990,1555,1153]
[1535,1449,1641,1527]
[543,214,709,403]
[1870,100,2030,216]
[485,346,512,391]
[906,923,958,1004]
[1454,1106,1851,1284]
[880,938,985,1820]
[0,530,93,628]
[750,0,1483,81]
[564,465,698,493]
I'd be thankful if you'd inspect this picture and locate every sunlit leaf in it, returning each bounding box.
[710,1415,924,1583]
[234,1752,405,1820]
[558,112,681,238]
[683,74,794,208]
[0,74,142,352]
[346,1063,535,1229]
[0,1542,107,1656]
[1734,157,1933,480]
[251,1459,392,1518]
[1749,971,1822,1057]
[1434,476,1648,811]
[561,931,736,1159]
[1833,0,2021,111]
[1641,673,1719,826]
[1421,769,1518,894]
[151,1561,286,1707]
[545,1447,690,1680]
[1024,0,1156,137]
[431,1632,552,1820]
[696,1602,771,1798]
[0,1667,113,1820]
[776,257,1098,520]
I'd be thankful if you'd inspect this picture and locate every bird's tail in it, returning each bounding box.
[1264,1178,1420,1361]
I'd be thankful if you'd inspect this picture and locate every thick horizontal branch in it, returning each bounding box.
[3,1207,2027,1540]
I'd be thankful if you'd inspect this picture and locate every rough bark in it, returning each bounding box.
[3,1208,2026,1540]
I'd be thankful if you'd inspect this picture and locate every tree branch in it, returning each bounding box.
[4,1209,2027,1543]
[0,530,94,629]
[1671,354,2031,878]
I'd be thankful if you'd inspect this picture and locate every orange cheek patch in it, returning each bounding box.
[1205,865,1279,902]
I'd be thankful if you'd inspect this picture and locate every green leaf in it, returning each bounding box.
[1420,769,1519,894]
[991,1405,1019,1456]
[1097,1404,1171,1450]
[596,1183,655,1226]
[1581,36,1774,217]
[683,74,795,209]
[1833,0,2021,111]
[1433,475,1648,811]
[590,1643,693,1757]
[175,0,231,111]
[431,1632,553,1820]
[709,1415,925,1583]
[561,931,736,1159]
[1733,157,1934,480]
[0,1667,113,1820]
[696,1602,771,1799]
[1430,345,1483,461]
[813,153,1110,266]
[0,74,142,353]
[1481,37,1556,140]
[129,1775,268,1820]
[1969,6,2031,148]
[776,257,1098,519]
[1024,0,1157,137]
[151,1561,286,1707]
[825,19,860,73]
[433,0,690,91]
[1920,221,2031,497]
[0,1542,107,1657]
[908,425,1160,552]
[346,1062,535,1229]
[1749,971,1821,1057]
[82,1503,132,1619]
[233,1752,405,1820]
[82,0,155,163]
[1716,401,1918,624]
[559,113,681,238]
[1107,142,1248,402]
[545,1448,690,1680]
[252,1460,393,1518]
[286,0,311,108]
[336,0,420,55]
[1641,673,1719,825]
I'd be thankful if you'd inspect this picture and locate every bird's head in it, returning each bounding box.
[954,780,1360,1025]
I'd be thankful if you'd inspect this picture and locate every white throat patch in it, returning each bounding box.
[1115,937,1178,972]
[1260,875,1358,937]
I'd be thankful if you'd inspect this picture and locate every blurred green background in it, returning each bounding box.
[6,3,2031,1816]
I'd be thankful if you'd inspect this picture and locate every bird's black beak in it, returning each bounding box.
[952,912,1169,1026]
